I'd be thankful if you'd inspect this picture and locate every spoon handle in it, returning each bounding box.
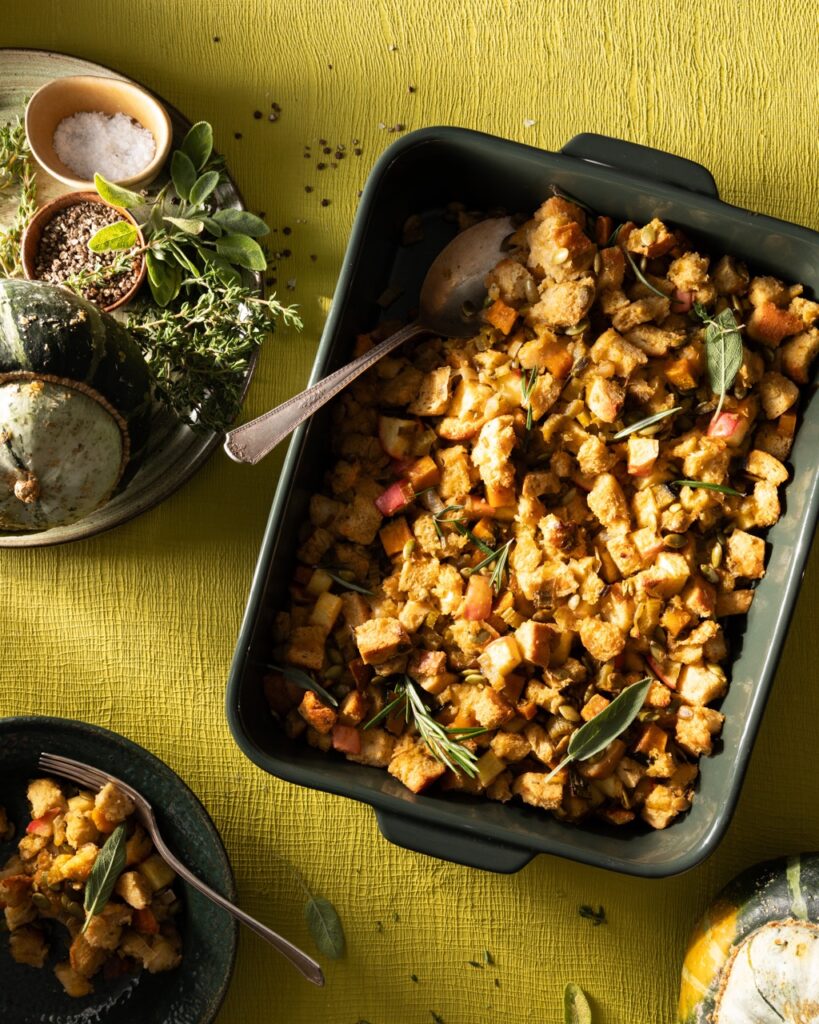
[224,320,425,464]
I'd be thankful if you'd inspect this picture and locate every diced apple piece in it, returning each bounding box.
[309,592,343,633]
[627,436,659,476]
[462,574,493,621]
[478,635,522,685]
[378,416,418,459]
[138,854,176,893]
[513,620,552,667]
[476,750,506,787]
[374,479,414,516]
[331,724,362,755]
[305,569,333,597]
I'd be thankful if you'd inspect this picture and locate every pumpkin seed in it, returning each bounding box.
[593,252,602,274]
[31,892,51,910]
[463,673,487,686]
[565,319,589,336]
[524,277,540,304]
[711,541,724,568]
[700,563,720,583]
[559,704,582,723]
[640,223,657,246]
[553,247,569,265]
[649,642,666,662]
[327,648,343,666]
[663,533,687,549]
[323,665,343,681]
[402,539,416,559]
[678,706,694,720]
[640,255,648,273]
[337,569,355,582]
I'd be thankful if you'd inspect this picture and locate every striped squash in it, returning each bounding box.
[0,279,152,530]
[679,853,819,1022]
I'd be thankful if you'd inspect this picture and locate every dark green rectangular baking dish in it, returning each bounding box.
[226,129,819,876]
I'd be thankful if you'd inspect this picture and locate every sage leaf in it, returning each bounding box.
[611,406,681,441]
[266,664,339,707]
[564,982,592,1024]
[544,677,651,782]
[93,173,141,209]
[146,251,181,307]
[700,307,743,418]
[189,170,221,207]
[164,216,205,235]
[82,823,126,932]
[171,150,196,201]
[181,120,213,171]
[200,216,224,238]
[212,207,270,237]
[672,479,744,496]
[88,220,138,252]
[199,247,243,285]
[216,233,267,271]
[305,895,345,959]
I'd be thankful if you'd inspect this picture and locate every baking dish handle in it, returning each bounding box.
[375,809,533,874]
[561,133,719,198]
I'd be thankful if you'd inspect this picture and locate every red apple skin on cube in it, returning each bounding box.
[463,575,493,621]
[647,653,676,689]
[707,413,739,439]
[375,480,414,516]
[332,724,362,754]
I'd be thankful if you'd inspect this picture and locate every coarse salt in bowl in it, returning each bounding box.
[25,74,172,189]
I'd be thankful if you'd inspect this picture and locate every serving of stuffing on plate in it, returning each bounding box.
[263,195,819,831]
[0,777,182,996]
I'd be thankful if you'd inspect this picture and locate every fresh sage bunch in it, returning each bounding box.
[693,303,744,422]
[90,120,268,306]
[543,677,651,783]
[82,822,127,932]
[564,982,593,1024]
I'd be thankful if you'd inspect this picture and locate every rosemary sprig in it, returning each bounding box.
[692,303,744,423]
[672,479,744,497]
[364,677,487,776]
[264,663,339,707]
[320,568,374,596]
[625,250,668,300]
[468,538,513,593]
[610,406,681,441]
[0,114,37,278]
[431,504,495,556]
[521,366,538,430]
[606,222,624,247]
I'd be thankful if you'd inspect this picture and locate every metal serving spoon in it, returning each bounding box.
[223,215,515,465]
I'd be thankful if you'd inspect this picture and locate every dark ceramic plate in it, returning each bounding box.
[0,716,237,1024]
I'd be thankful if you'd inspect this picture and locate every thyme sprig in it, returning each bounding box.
[0,114,37,277]
[521,366,538,430]
[364,676,487,776]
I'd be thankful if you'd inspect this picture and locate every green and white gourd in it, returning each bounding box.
[679,852,819,1023]
[0,279,152,531]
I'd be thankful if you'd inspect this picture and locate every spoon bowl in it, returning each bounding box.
[223,215,515,465]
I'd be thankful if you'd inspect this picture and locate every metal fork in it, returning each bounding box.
[38,753,324,987]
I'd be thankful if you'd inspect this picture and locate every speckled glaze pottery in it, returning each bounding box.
[0,716,237,1024]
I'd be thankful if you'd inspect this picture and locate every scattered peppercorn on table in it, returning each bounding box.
[2,2,819,1022]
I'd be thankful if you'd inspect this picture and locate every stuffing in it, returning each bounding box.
[388,741,447,793]
[512,772,564,811]
[285,625,327,671]
[675,706,724,757]
[577,434,617,475]
[578,618,626,662]
[781,327,819,384]
[726,529,766,579]
[298,691,337,734]
[746,302,804,347]
[484,257,536,305]
[587,473,630,528]
[531,277,596,328]
[471,415,517,491]
[354,617,411,665]
[667,251,716,304]
[27,778,66,820]
[408,366,452,416]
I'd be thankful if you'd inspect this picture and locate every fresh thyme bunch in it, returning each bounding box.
[87,120,301,431]
[0,114,37,277]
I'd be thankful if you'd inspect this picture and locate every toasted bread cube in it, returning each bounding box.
[0,873,32,908]
[677,664,727,706]
[746,301,803,347]
[478,636,522,685]
[285,625,327,671]
[27,777,66,819]
[759,372,799,420]
[115,870,153,910]
[581,693,611,721]
[9,924,48,967]
[61,843,99,882]
[94,783,135,828]
[84,901,132,950]
[512,772,564,811]
[745,449,788,485]
[470,687,516,729]
[640,782,692,829]
[346,728,395,768]
[578,618,625,662]
[716,590,755,617]
[388,741,446,793]
[69,932,107,979]
[490,731,531,763]
[408,367,452,416]
[298,691,337,735]
[587,473,630,528]
[340,592,371,630]
[726,529,766,579]
[64,809,100,850]
[514,620,553,667]
[54,961,94,998]
[354,617,410,666]
[577,435,617,475]
[676,707,724,757]
[781,327,819,384]
[125,825,153,867]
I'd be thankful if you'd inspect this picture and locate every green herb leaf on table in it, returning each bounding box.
[93,172,141,210]
[189,170,221,207]
[672,479,744,496]
[625,251,668,300]
[265,664,339,707]
[82,823,127,933]
[305,895,346,959]
[694,304,744,421]
[180,120,214,171]
[611,406,681,441]
[215,233,268,271]
[544,677,651,783]
[212,207,269,237]
[564,982,593,1024]
[170,149,197,201]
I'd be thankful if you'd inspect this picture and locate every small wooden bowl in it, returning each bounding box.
[21,191,147,313]
[25,75,172,189]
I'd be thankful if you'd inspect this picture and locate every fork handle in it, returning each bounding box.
[223,320,425,465]
[151,833,325,986]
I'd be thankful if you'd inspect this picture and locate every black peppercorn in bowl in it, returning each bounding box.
[21,190,146,312]
[226,128,819,877]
